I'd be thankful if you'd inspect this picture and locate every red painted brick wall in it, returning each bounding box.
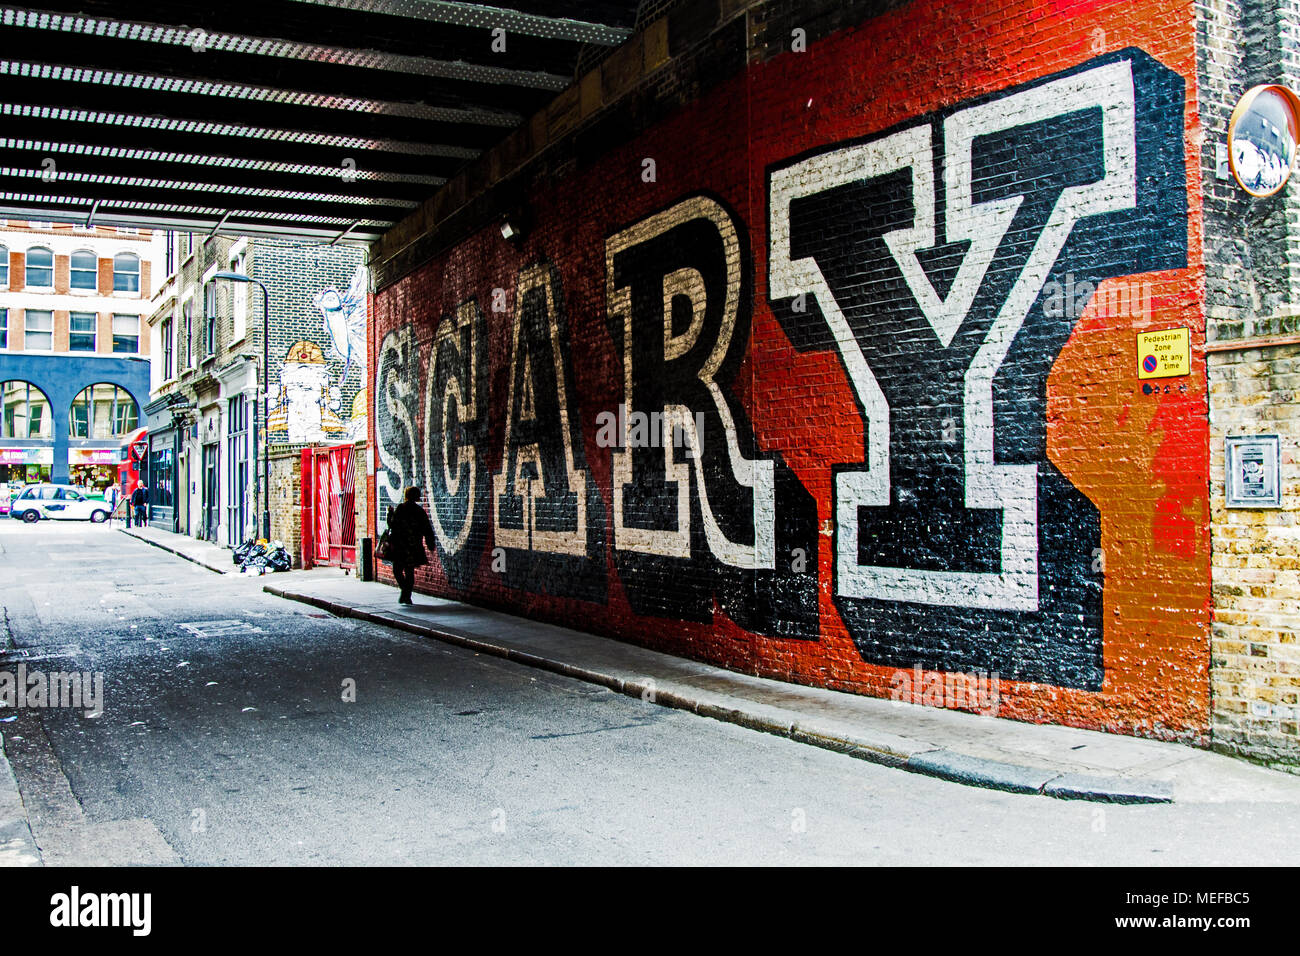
[371,0,1208,741]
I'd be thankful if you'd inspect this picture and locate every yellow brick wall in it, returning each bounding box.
[1209,343,1300,771]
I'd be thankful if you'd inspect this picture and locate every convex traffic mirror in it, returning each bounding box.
[1228,84,1300,197]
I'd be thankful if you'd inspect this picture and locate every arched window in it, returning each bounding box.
[1,381,52,439]
[0,245,8,286]
[113,253,140,294]
[69,384,138,439]
[25,247,53,287]
[70,250,97,291]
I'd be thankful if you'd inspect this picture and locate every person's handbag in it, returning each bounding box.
[375,529,392,562]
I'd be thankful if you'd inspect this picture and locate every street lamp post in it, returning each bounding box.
[212,271,271,541]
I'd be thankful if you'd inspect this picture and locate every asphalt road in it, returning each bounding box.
[1,522,1298,865]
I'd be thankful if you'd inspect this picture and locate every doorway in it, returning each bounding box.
[202,443,219,542]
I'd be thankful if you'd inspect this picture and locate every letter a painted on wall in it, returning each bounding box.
[492,262,605,600]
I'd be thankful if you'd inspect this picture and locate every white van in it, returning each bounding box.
[9,484,112,523]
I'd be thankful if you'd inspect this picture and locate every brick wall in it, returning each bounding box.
[1208,345,1300,767]
[369,0,1211,741]
[253,239,367,448]
[1199,0,1300,768]
[353,440,368,565]
[269,448,303,565]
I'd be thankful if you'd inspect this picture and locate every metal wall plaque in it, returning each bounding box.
[1226,435,1282,508]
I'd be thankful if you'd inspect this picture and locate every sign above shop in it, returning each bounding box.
[68,448,120,466]
[0,447,54,466]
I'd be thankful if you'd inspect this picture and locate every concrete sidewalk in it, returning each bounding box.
[119,524,234,575]
[0,734,41,866]
[264,569,1300,805]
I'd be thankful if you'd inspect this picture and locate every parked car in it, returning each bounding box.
[8,484,112,523]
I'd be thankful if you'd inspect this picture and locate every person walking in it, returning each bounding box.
[130,482,148,528]
[385,486,436,605]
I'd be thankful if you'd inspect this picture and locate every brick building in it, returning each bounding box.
[358,0,1300,772]
[145,232,365,561]
[1200,0,1300,767]
[0,220,154,490]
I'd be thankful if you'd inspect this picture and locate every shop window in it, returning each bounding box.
[149,445,174,509]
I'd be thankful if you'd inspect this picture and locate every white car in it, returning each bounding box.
[9,484,112,523]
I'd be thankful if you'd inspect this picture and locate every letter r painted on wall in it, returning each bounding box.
[606,194,819,637]
[767,52,1187,687]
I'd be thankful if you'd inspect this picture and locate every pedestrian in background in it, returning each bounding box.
[131,482,148,528]
[386,486,436,605]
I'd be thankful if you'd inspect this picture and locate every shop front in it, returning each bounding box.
[68,447,121,495]
[143,393,190,533]
[146,431,176,531]
[0,446,53,486]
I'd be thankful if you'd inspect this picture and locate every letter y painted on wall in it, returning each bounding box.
[767,52,1187,687]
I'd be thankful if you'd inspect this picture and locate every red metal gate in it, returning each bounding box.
[302,445,356,569]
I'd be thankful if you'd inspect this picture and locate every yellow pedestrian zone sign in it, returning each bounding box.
[1137,327,1190,379]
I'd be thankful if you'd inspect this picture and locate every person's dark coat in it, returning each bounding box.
[387,501,436,567]
[130,486,147,507]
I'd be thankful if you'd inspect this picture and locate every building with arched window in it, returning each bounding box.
[146,232,365,547]
[0,221,155,489]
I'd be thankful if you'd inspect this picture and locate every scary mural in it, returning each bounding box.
[372,4,1209,738]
